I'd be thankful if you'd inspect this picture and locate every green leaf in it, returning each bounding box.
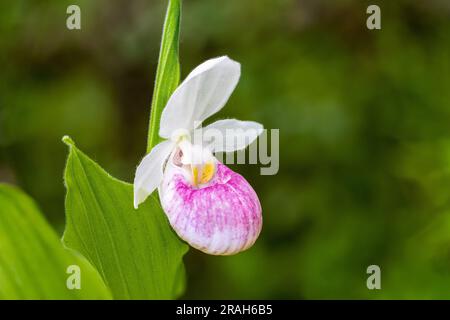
[62,136,188,299]
[147,0,181,152]
[0,183,112,300]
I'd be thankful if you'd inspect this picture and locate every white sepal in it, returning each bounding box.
[159,56,241,138]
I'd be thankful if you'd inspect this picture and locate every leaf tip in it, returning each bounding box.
[62,135,75,147]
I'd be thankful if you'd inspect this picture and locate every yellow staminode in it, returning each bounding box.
[192,162,216,187]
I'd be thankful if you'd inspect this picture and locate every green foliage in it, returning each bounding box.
[0,184,111,299]
[62,136,188,299]
[147,0,181,152]
[59,0,187,299]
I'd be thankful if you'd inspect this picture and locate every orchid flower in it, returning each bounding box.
[134,56,263,255]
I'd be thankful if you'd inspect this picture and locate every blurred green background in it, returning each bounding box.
[1,0,450,299]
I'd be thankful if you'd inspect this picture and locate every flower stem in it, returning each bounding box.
[147,0,182,153]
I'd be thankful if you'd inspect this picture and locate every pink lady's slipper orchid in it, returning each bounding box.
[134,56,263,255]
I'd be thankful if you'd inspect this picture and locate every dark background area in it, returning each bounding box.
[1,0,450,298]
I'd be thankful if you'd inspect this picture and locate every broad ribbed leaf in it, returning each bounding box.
[62,136,188,299]
[147,0,181,151]
[0,184,111,299]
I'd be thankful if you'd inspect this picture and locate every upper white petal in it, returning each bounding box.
[133,140,174,208]
[159,56,241,138]
[200,119,263,153]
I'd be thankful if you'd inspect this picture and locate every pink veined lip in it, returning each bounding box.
[159,161,262,255]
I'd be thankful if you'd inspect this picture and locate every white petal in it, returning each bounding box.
[200,119,263,153]
[159,56,241,138]
[133,140,174,208]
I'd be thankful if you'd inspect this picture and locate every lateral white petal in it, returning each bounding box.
[201,119,263,153]
[133,140,174,208]
[159,56,241,138]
